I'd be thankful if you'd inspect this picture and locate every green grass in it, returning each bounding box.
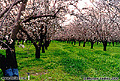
[0,41,120,81]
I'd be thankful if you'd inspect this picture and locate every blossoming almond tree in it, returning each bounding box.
[53,0,120,50]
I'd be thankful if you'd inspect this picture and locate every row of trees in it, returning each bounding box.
[54,0,120,51]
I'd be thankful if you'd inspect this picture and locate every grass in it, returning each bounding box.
[0,41,120,81]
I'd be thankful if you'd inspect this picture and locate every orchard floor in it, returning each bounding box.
[0,41,120,81]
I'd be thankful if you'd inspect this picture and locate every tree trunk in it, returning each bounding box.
[116,42,117,45]
[97,41,98,45]
[68,41,70,43]
[42,45,45,53]
[0,54,6,76]
[71,41,73,44]
[22,40,24,44]
[17,40,20,45]
[91,41,94,49]
[45,41,48,50]
[6,49,18,68]
[103,41,107,51]
[79,41,81,46]
[67,41,68,43]
[5,42,19,79]
[83,42,86,47]
[0,41,19,78]
[28,40,31,43]
[6,41,18,68]
[35,47,40,58]
[112,42,114,46]
[69,41,71,44]
[45,45,47,50]
[45,41,50,50]
[109,42,111,45]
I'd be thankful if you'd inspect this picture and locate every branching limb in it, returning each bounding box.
[23,7,64,23]
[0,0,21,18]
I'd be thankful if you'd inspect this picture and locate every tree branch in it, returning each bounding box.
[11,0,28,40]
[0,0,21,18]
[0,40,11,51]
[20,27,37,47]
[0,0,17,29]
[23,7,64,23]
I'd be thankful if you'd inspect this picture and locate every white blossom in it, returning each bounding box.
[5,35,9,40]
[32,29,36,32]
[10,39,13,44]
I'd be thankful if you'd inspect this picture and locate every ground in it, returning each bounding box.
[0,41,120,81]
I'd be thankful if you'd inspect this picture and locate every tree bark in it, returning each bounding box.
[83,42,86,47]
[97,41,98,45]
[112,42,114,46]
[5,42,19,78]
[6,49,18,68]
[79,41,81,46]
[0,54,6,76]
[45,41,49,50]
[35,47,40,58]
[109,42,111,45]
[20,27,41,58]
[17,40,20,45]
[116,42,117,45]
[103,41,107,51]
[42,45,45,53]
[67,41,68,43]
[91,41,94,49]
[68,41,70,43]
[22,40,24,44]
[71,41,73,44]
